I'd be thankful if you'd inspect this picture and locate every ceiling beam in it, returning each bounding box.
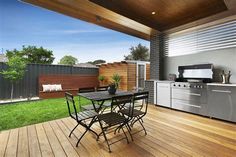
[20,0,159,40]
[20,0,235,39]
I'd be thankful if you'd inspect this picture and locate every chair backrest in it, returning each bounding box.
[97,86,108,91]
[109,94,133,115]
[133,91,149,114]
[65,92,78,120]
[78,87,95,93]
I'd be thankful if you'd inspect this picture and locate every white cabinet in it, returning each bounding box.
[156,82,172,108]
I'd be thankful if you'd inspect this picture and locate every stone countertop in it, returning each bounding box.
[156,80,175,83]
[207,83,236,87]
[145,79,159,82]
[145,80,174,83]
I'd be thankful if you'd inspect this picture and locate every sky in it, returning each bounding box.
[0,0,149,63]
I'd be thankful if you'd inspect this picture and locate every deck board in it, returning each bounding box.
[0,105,236,157]
[28,125,41,157]
[35,124,54,157]
[5,128,18,157]
[0,130,10,157]
[18,127,29,157]
[43,122,66,157]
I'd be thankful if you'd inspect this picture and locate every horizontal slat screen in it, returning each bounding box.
[164,20,236,57]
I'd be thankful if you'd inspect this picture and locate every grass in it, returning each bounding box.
[0,96,91,131]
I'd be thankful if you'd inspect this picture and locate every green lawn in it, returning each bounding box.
[0,96,91,131]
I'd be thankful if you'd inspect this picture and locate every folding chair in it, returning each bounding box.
[65,92,98,146]
[119,91,149,139]
[78,87,99,111]
[97,94,133,152]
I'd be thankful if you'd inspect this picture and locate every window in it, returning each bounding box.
[164,20,236,57]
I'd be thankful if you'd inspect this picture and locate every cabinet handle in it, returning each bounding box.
[158,86,169,88]
[174,92,201,96]
[212,90,231,93]
[175,101,201,108]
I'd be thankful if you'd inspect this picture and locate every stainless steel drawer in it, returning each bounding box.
[172,99,202,115]
[172,88,202,102]
[207,86,236,122]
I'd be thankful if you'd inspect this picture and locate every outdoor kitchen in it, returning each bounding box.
[146,62,236,123]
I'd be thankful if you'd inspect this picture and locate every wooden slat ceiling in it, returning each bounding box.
[21,0,236,40]
[90,0,228,31]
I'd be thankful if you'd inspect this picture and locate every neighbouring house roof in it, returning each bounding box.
[125,60,150,64]
[98,60,150,66]
[74,63,98,68]
[0,54,8,62]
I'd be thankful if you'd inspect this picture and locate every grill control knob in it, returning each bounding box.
[178,84,181,87]
[189,85,192,88]
[173,84,176,86]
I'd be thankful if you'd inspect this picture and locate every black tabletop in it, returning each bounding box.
[78,91,133,101]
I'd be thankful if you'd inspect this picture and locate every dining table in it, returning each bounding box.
[78,90,134,112]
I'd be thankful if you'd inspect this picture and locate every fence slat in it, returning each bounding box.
[0,63,98,99]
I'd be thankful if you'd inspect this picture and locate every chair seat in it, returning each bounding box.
[98,112,126,126]
[119,108,144,117]
[81,104,100,110]
[72,110,98,121]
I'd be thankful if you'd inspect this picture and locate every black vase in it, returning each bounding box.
[108,84,117,95]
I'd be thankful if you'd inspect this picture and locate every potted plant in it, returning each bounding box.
[111,73,121,88]
[108,73,121,95]
[98,75,105,85]
[107,83,117,95]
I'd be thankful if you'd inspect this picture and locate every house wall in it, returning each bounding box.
[127,63,136,91]
[149,33,236,83]
[150,34,161,80]
[99,62,150,91]
[99,63,128,90]
[146,63,150,80]
[163,47,236,83]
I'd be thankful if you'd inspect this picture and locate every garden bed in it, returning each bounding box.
[0,97,40,105]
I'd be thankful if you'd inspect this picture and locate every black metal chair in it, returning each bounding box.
[96,85,109,91]
[97,94,133,152]
[65,92,99,146]
[119,91,149,139]
[96,85,113,113]
[78,87,99,111]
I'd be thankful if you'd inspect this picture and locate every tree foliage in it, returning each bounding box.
[58,55,78,65]
[6,45,55,64]
[0,56,26,100]
[88,59,106,65]
[124,43,149,61]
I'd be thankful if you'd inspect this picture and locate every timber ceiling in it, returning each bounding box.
[90,0,228,31]
[21,0,236,40]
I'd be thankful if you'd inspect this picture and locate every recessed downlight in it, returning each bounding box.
[151,11,156,15]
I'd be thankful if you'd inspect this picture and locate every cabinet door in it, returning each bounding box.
[208,86,236,122]
[157,83,171,107]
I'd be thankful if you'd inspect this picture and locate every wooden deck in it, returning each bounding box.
[0,105,236,157]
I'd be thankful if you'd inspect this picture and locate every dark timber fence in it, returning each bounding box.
[0,62,98,99]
